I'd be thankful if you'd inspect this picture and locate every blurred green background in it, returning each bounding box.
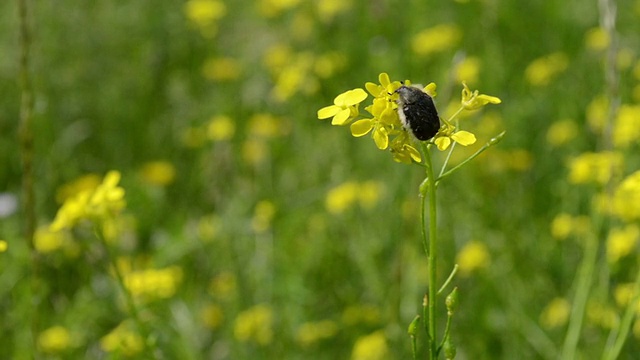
[2,0,640,358]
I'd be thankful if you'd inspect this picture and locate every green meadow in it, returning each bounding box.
[2,0,640,358]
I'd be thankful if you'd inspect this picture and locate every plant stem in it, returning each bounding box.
[18,0,39,355]
[422,143,438,359]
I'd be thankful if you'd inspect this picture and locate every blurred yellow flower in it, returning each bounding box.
[316,0,352,22]
[258,0,301,17]
[248,113,285,139]
[546,119,578,147]
[197,213,220,241]
[242,139,268,166]
[454,57,481,84]
[614,283,640,311]
[567,151,623,185]
[271,52,315,102]
[38,326,71,354]
[550,213,573,240]
[351,330,389,360]
[184,0,226,37]
[525,52,569,87]
[325,181,384,215]
[140,161,176,187]
[34,225,69,253]
[314,52,347,79]
[457,240,490,276]
[252,200,276,234]
[539,297,571,329]
[55,173,101,204]
[342,304,381,326]
[124,266,183,301]
[607,225,639,263]
[295,320,338,347]
[209,271,237,300]
[358,181,384,209]
[234,304,274,345]
[207,115,235,141]
[411,24,461,56]
[587,301,619,329]
[461,82,501,110]
[263,43,293,73]
[201,303,225,329]
[613,170,640,221]
[0,240,6,252]
[100,322,144,357]
[202,57,241,81]
[613,104,640,148]
[585,27,610,51]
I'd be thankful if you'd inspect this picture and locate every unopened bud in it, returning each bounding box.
[446,287,459,315]
[407,315,420,337]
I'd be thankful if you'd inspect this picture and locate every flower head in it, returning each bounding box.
[461,82,501,110]
[317,88,368,125]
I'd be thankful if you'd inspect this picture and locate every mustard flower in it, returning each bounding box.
[524,52,569,87]
[433,124,477,151]
[606,225,639,263]
[612,170,640,221]
[351,330,389,360]
[317,88,368,125]
[38,326,72,354]
[456,240,490,276]
[100,322,144,357]
[234,304,274,346]
[461,82,502,110]
[539,298,571,329]
[295,320,338,347]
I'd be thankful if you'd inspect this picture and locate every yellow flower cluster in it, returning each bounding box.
[100,321,144,357]
[50,171,126,232]
[325,181,384,215]
[123,266,183,302]
[456,240,490,276]
[318,73,501,163]
[351,330,389,360]
[184,0,226,38]
[38,325,72,354]
[233,304,274,346]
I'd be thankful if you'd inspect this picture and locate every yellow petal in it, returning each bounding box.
[331,108,351,125]
[373,127,389,149]
[318,105,341,119]
[365,82,381,96]
[477,94,501,104]
[379,73,390,87]
[451,131,476,146]
[343,88,368,105]
[350,119,374,137]
[406,145,422,162]
[435,137,451,151]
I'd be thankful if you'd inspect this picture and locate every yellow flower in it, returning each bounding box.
[318,88,368,125]
[585,27,610,51]
[456,240,490,276]
[139,161,176,187]
[539,297,571,329]
[209,271,237,300]
[586,95,609,133]
[38,326,71,353]
[461,82,501,110]
[613,170,640,221]
[454,57,481,84]
[325,181,359,214]
[242,139,268,166]
[587,301,619,329]
[546,119,578,147]
[34,225,69,253]
[389,132,422,164]
[351,330,389,360]
[613,104,640,148]
[295,320,338,347]
[206,115,235,141]
[124,266,183,301]
[314,51,347,78]
[316,0,352,22]
[411,24,461,56]
[251,200,276,234]
[614,283,640,311]
[55,174,101,204]
[358,181,384,209]
[550,213,574,240]
[184,0,226,37]
[234,304,274,345]
[248,113,285,139]
[607,225,639,263]
[258,0,301,17]
[525,52,569,86]
[202,57,241,81]
[100,322,144,356]
[567,151,623,185]
[0,240,6,253]
[201,303,225,329]
[434,125,477,151]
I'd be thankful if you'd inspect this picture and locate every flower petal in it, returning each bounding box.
[477,94,501,105]
[451,131,477,146]
[318,105,341,119]
[344,88,368,105]
[435,137,451,151]
[373,126,389,149]
[350,119,374,137]
[331,108,351,125]
[365,82,381,97]
[406,145,422,162]
[379,73,390,87]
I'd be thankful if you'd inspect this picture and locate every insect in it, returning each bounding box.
[394,85,441,141]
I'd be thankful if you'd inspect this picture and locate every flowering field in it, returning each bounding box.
[2,0,640,359]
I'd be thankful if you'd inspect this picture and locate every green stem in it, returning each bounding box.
[436,131,506,184]
[561,232,599,359]
[18,0,39,355]
[422,143,438,359]
[601,267,640,360]
[95,226,155,358]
